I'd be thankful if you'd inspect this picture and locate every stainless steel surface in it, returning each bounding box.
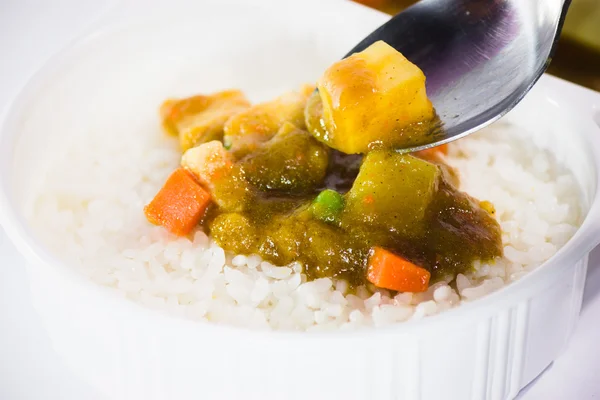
[348,0,571,151]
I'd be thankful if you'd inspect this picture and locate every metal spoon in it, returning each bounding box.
[347,0,571,151]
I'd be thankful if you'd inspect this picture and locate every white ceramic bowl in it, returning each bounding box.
[1,1,600,399]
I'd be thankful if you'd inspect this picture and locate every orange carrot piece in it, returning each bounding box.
[413,144,448,160]
[144,168,211,236]
[367,247,431,292]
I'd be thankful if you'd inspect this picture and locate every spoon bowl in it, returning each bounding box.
[348,0,571,151]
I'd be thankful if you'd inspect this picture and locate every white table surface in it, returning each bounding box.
[1,1,599,399]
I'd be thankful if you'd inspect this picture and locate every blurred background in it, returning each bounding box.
[353,0,600,92]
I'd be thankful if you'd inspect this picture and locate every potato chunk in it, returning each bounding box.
[223,85,314,156]
[342,152,440,237]
[313,41,434,154]
[161,90,251,151]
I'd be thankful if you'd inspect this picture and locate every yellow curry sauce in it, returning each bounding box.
[145,41,502,292]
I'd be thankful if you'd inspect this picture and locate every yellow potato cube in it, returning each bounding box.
[315,40,434,154]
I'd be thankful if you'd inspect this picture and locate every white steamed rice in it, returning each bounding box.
[30,122,582,331]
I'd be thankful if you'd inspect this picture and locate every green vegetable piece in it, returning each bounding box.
[310,189,344,224]
[343,152,440,238]
[239,122,329,194]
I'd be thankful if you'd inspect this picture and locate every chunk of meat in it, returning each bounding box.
[181,141,235,189]
[223,85,314,156]
[161,90,250,151]
[181,141,250,212]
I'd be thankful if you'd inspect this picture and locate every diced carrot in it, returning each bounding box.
[366,247,431,292]
[144,168,211,236]
[413,144,448,160]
